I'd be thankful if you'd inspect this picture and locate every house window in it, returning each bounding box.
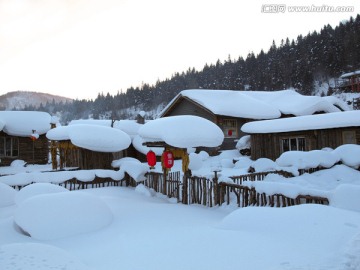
[222,119,237,138]
[281,137,306,153]
[0,137,19,157]
[342,131,356,144]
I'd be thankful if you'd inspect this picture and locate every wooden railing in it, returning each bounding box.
[218,182,329,207]
[142,171,329,208]
[143,171,181,200]
[7,169,329,208]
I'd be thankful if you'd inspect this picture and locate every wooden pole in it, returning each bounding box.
[163,168,167,195]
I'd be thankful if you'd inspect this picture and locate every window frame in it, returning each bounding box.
[0,137,20,158]
[221,119,238,138]
[280,136,306,153]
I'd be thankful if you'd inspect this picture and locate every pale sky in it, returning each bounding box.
[0,0,359,100]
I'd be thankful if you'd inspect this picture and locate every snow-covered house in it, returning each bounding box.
[337,69,360,93]
[46,123,131,170]
[0,111,52,166]
[159,89,349,150]
[241,110,360,160]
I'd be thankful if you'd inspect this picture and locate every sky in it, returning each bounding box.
[0,0,359,100]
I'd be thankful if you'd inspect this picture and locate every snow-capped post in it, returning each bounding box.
[146,150,156,169]
[211,161,222,205]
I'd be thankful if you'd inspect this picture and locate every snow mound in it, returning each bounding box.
[234,157,253,170]
[135,184,156,197]
[0,182,17,207]
[276,150,339,169]
[219,205,360,242]
[251,158,278,172]
[329,184,360,212]
[14,192,113,240]
[333,144,360,168]
[10,160,27,167]
[112,157,148,182]
[15,183,69,205]
[235,135,251,150]
[0,243,91,270]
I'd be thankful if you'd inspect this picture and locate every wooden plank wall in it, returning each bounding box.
[0,134,49,166]
[250,127,360,160]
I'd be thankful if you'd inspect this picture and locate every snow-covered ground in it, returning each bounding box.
[1,146,360,270]
[1,183,360,270]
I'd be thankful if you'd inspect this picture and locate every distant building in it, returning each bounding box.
[334,70,360,109]
[335,70,360,93]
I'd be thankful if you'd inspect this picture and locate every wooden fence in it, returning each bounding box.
[8,177,126,191]
[6,169,329,208]
[142,171,329,208]
[218,182,329,207]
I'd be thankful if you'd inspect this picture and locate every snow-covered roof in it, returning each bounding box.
[138,115,224,148]
[159,89,350,119]
[241,89,350,115]
[340,69,360,79]
[241,111,360,134]
[46,124,131,152]
[0,111,52,137]
[69,119,142,138]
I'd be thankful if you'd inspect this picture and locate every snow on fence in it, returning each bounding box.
[3,170,127,191]
[218,182,329,207]
[142,171,329,208]
[143,171,181,200]
[3,169,329,207]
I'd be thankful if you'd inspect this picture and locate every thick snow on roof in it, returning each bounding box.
[138,115,224,148]
[242,89,349,115]
[46,126,70,140]
[160,89,349,119]
[132,135,164,156]
[69,119,142,138]
[242,111,360,134]
[47,124,131,152]
[70,119,112,127]
[0,111,52,136]
[163,89,281,119]
[340,69,360,79]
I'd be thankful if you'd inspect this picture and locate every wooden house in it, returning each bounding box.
[159,89,350,150]
[241,111,360,161]
[46,123,132,170]
[334,70,360,109]
[335,70,360,93]
[0,111,52,166]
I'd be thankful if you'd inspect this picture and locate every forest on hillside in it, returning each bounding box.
[21,15,360,123]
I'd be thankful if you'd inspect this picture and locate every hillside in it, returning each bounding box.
[0,91,72,110]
